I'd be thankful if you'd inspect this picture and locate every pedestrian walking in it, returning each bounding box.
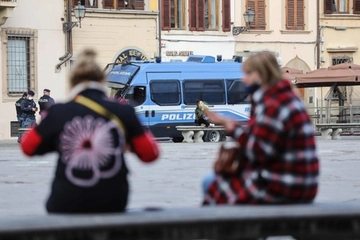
[20,49,160,213]
[202,52,319,205]
[38,89,55,119]
[21,90,38,128]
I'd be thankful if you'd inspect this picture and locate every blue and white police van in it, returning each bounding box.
[106,55,250,142]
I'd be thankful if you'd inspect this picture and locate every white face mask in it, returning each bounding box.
[28,97,33,100]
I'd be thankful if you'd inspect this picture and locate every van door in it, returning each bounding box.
[146,72,184,138]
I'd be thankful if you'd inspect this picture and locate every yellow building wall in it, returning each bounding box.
[149,0,158,11]
[72,12,158,67]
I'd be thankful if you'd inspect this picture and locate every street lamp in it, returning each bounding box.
[232,8,256,36]
[63,1,86,32]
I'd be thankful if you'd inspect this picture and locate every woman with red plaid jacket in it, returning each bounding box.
[203,52,319,205]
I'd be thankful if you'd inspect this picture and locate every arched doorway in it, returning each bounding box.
[285,56,312,105]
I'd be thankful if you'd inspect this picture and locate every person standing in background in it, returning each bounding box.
[15,92,27,127]
[38,89,55,119]
[21,90,38,128]
[16,92,28,143]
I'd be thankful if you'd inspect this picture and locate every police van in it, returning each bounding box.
[106,55,251,142]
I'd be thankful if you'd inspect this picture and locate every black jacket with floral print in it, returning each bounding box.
[21,82,159,213]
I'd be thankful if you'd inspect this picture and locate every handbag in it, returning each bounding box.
[214,142,241,176]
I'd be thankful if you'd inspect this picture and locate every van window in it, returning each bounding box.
[125,86,146,107]
[227,79,250,104]
[183,80,225,105]
[150,80,181,106]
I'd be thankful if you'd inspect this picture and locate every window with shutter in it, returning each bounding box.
[73,0,98,8]
[163,0,184,29]
[222,0,231,32]
[246,0,266,30]
[205,0,219,30]
[286,0,304,30]
[117,0,144,9]
[162,0,171,30]
[197,0,205,31]
[189,0,197,30]
[189,0,218,31]
[324,0,333,13]
[103,0,115,9]
[326,0,349,13]
[354,0,360,13]
[135,0,144,10]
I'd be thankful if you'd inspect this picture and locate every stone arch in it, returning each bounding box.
[284,55,311,73]
[112,46,149,63]
[285,56,312,103]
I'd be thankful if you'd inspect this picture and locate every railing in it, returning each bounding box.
[306,103,360,133]
[0,0,17,2]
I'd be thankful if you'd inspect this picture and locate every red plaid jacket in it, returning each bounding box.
[204,80,319,205]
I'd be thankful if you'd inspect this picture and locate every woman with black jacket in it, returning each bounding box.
[21,49,159,213]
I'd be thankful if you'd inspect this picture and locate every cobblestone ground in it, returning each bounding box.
[0,137,360,216]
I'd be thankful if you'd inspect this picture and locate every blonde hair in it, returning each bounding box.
[242,52,282,86]
[69,49,104,88]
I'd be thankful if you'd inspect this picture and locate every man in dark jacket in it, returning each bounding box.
[38,89,55,119]
[21,90,38,128]
[16,92,28,143]
[15,92,27,127]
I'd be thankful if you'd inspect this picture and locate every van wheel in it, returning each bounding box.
[220,131,227,141]
[204,130,221,142]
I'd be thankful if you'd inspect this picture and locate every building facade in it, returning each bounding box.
[70,0,159,67]
[319,0,360,105]
[0,0,66,140]
[233,0,318,107]
[320,0,360,67]
[158,0,235,61]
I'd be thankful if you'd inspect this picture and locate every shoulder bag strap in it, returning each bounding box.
[74,95,127,138]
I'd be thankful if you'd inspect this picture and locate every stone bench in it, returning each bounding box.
[176,125,225,143]
[316,123,360,140]
[1,204,360,240]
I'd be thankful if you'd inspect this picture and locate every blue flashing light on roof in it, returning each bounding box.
[186,55,216,63]
[234,56,243,63]
[135,56,141,61]
[155,57,161,63]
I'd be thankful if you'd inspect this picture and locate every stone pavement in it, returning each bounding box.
[0,137,360,216]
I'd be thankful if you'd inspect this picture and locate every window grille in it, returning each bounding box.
[5,29,36,95]
[332,55,352,65]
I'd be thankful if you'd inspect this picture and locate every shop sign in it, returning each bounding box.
[166,51,194,56]
[115,49,147,63]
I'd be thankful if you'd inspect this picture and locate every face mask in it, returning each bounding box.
[28,97,33,100]
[244,83,260,94]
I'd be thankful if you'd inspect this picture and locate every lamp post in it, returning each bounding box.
[232,8,255,36]
[63,1,86,32]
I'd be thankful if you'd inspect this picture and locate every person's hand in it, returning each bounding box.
[204,109,239,134]
[32,108,37,112]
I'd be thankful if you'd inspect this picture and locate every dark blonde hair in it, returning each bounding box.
[242,52,282,86]
[69,49,104,88]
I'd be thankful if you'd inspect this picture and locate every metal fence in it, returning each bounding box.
[306,99,360,133]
